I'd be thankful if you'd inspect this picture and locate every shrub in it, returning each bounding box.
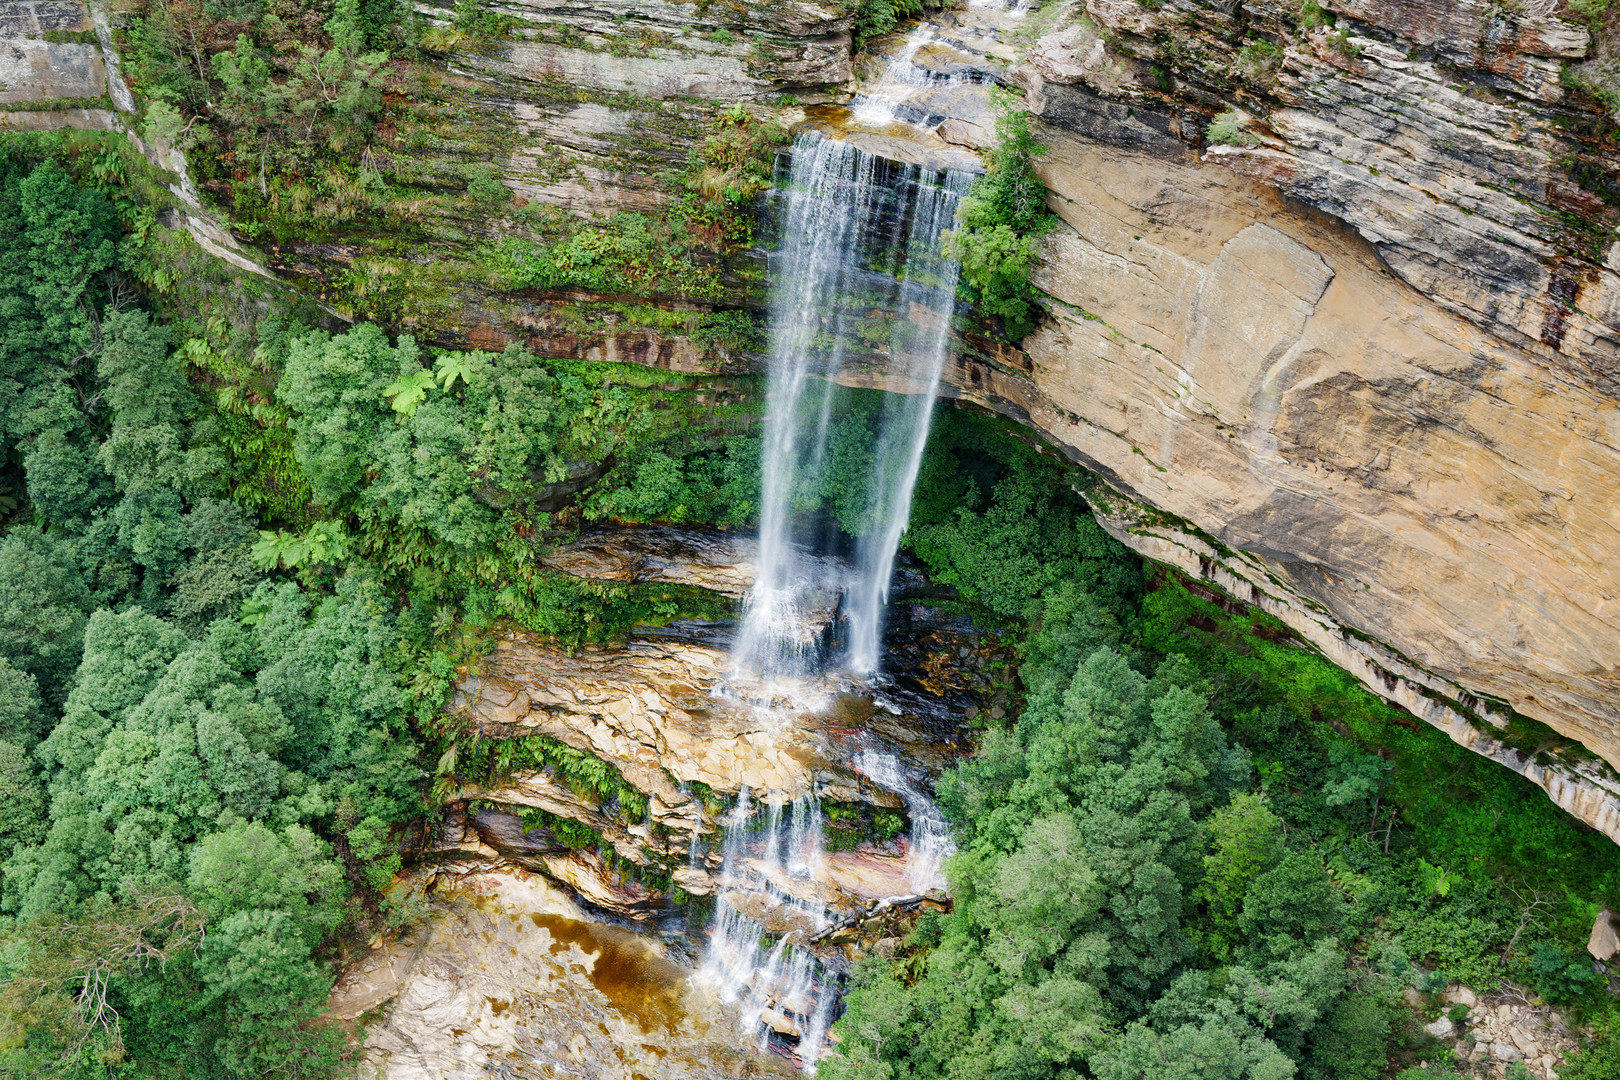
[494,213,724,299]
[1206,109,1259,147]
[1568,0,1612,27]
[463,163,511,204]
[1300,0,1334,28]
[687,103,789,210]
[1563,59,1620,119]
[1560,1034,1620,1080]
[1235,39,1284,85]
[1527,941,1604,1003]
[451,0,513,45]
[853,0,951,49]
[945,91,1056,341]
[1327,30,1364,57]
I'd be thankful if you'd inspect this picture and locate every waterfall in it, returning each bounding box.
[852,26,942,125]
[704,133,969,1071]
[731,133,971,684]
[698,763,954,1066]
[852,21,995,129]
[854,749,955,893]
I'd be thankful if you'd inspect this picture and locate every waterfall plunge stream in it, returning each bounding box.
[699,135,971,1069]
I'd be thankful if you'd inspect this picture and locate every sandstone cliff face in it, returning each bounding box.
[1009,130,1620,790]
[804,0,1620,832]
[977,0,1620,779]
[818,0,1618,832]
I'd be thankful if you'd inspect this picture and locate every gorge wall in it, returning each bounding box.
[912,0,1620,833]
[8,0,1620,833]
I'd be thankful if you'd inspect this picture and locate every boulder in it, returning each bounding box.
[1424,1017,1455,1040]
[1589,909,1619,961]
[671,866,714,896]
[759,1007,800,1037]
[1510,1027,1541,1058]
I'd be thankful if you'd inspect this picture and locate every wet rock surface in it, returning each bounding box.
[398,527,1005,1063]
[427,527,1004,931]
[540,524,763,596]
[336,870,797,1080]
[454,536,991,811]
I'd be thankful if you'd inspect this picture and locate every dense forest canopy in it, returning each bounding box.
[1,105,1620,1080]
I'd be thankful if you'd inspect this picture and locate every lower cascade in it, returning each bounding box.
[700,133,972,1067]
[700,790,840,1067]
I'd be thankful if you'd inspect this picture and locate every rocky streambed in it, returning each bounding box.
[338,527,1010,1076]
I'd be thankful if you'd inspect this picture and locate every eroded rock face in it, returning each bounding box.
[541,525,786,598]
[460,633,832,799]
[496,0,852,102]
[1021,131,1620,755]
[438,571,981,915]
[994,0,1620,770]
[455,626,947,806]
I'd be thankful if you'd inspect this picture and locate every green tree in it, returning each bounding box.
[1240,853,1347,958]
[0,159,122,446]
[0,740,47,866]
[0,894,205,1076]
[1321,744,1389,831]
[194,909,344,1079]
[23,428,111,526]
[909,467,1126,618]
[0,531,92,705]
[278,323,410,507]
[831,634,1252,1076]
[169,499,264,631]
[35,607,189,783]
[1199,794,1286,958]
[0,656,46,747]
[96,309,214,499]
[1300,992,1390,1080]
[187,821,346,946]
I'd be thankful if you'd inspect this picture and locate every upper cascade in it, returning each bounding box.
[730,133,972,689]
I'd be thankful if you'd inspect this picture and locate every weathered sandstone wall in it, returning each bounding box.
[983,0,1620,783]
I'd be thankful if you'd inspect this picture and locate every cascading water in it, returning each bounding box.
[853,26,947,125]
[852,16,1009,129]
[701,790,839,1068]
[700,133,971,1070]
[853,749,955,893]
[730,133,971,685]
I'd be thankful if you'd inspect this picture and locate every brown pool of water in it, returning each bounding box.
[525,912,690,1034]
